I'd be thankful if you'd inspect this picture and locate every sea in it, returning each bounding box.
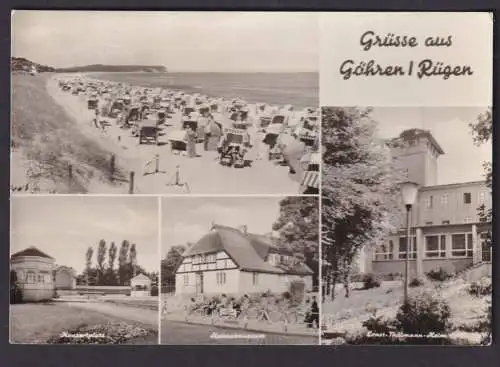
[89,72,318,109]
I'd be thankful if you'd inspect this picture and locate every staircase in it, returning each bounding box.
[450,261,492,283]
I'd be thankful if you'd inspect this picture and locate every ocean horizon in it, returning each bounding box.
[90,72,319,109]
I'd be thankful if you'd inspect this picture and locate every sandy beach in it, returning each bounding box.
[45,73,311,194]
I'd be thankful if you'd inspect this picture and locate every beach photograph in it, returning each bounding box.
[11,11,319,195]
[10,196,160,344]
[320,107,492,345]
[160,196,320,345]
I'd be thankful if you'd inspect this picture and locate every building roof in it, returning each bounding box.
[11,246,54,260]
[183,224,310,275]
[388,129,445,155]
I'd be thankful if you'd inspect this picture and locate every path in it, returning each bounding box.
[162,320,318,345]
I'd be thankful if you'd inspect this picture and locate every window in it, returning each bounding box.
[442,220,450,225]
[424,196,433,209]
[206,254,216,263]
[463,192,472,204]
[374,240,394,260]
[463,217,472,224]
[183,274,189,286]
[479,192,486,204]
[398,236,416,259]
[440,194,448,206]
[216,272,226,286]
[451,233,473,257]
[193,255,200,265]
[252,272,259,285]
[25,271,36,284]
[425,235,447,258]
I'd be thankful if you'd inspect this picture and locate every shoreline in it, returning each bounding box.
[84,71,319,111]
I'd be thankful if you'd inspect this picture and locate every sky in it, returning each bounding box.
[372,106,491,185]
[10,196,159,273]
[11,11,318,72]
[161,197,283,256]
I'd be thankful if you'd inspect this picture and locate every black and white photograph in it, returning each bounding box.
[160,196,320,345]
[11,11,319,195]
[321,107,492,345]
[10,196,160,344]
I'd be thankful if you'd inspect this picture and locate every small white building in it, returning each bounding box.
[10,247,55,302]
[54,266,77,290]
[175,224,314,296]
[130,273,152,297]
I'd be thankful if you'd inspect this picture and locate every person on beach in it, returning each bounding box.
[186,126,197,158]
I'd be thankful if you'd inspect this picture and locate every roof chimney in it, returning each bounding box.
[238,225,248,234]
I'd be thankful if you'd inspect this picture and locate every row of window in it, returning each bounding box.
[423,216,486,226]
[24,271,52,284]
[179,259,235,273]
[423,191,488,209]
[374,232,482,260]
[182,272,261,287]
[191,253,217,264]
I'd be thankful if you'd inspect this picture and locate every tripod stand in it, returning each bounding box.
[143,154,167,176]
[166,165,190,193]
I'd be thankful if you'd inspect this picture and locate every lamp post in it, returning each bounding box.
[400,181,419,305]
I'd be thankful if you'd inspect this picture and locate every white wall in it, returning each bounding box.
[11,256,55,302]
[203,269,240,295]
[240,272,288,294]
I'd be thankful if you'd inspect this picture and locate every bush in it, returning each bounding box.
[362,274,381,290]
[409,278,424,288]
[289,281,305,305]
[396,291,451,335]
[281,291,291,300]
[362,314,397,335]
[467,277,492,297]
[10,270,23,304]
[150,285,158,297]
[426,268,452,282]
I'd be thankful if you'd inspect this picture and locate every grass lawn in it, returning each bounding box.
[10,302,157,344]
[11,74,123,193]
[102,296,159,310]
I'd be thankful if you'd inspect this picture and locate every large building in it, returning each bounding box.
[175,224,314,296]
[357,129,492,278]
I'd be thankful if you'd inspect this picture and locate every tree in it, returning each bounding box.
[129,243,137,278]
[272,196,319,288]
[470,108,493,244]
[96,239,107,285]
[322,107,403,300]
[161,245,186,293]
[106,241,118,285]
[10,270,23,304]
[85,246,94,286]
[118,240,130,285]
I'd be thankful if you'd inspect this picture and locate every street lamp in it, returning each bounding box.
[400,181,419,304]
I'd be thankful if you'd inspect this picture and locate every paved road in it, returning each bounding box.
[161,320,319,345]
[62,301,158,328]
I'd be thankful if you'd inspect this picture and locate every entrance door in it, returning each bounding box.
[195,272,204,294]
[480,233,492,262]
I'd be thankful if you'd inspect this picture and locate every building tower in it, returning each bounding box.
[387,129,444,187]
